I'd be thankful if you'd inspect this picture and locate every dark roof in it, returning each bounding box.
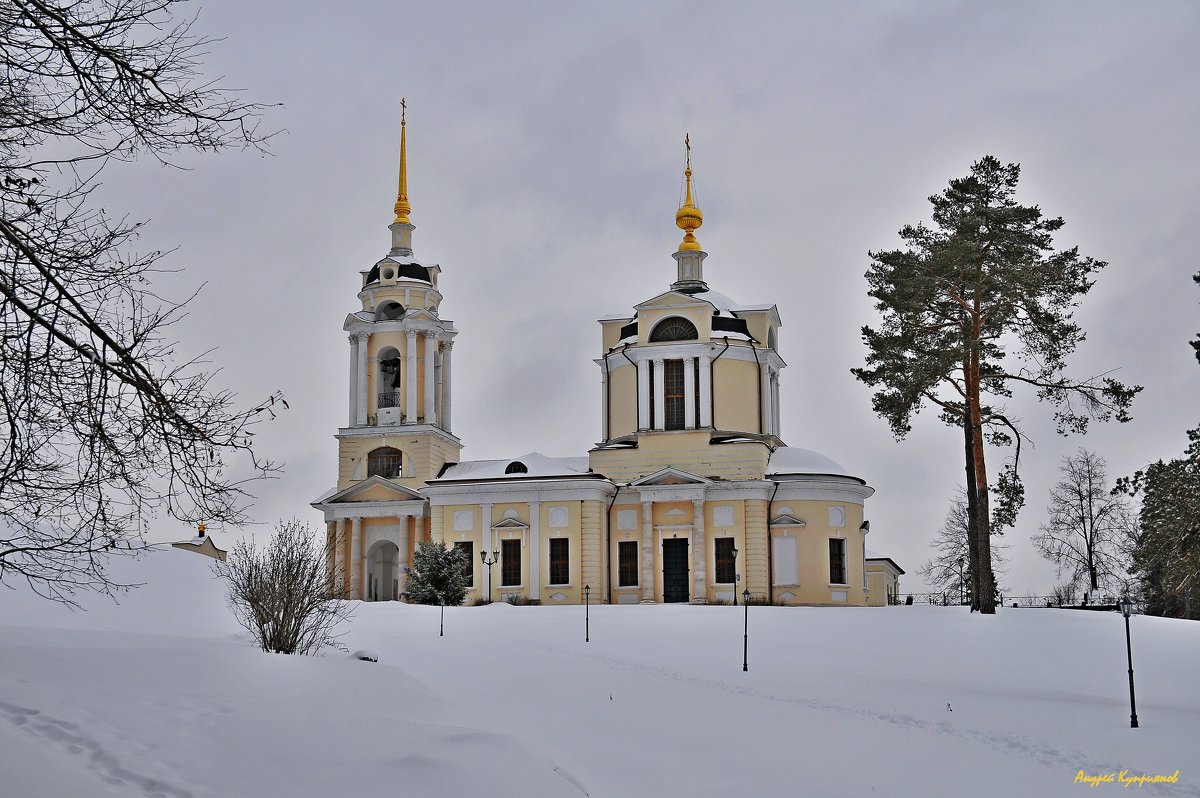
[366,260,431,285]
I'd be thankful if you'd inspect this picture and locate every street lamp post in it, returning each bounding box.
[731,546,739,606]
[439,593,445,637]
[958,558,965,605]
[480,549,499,604]
[584,584,590,643]
[742,588,751,672]
[1120,596,1139,729]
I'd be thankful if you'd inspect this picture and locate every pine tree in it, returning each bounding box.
[404,540,469,606]
[853,156,1140,613]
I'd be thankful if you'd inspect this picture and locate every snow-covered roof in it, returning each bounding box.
[435,452,592,482]
[767,447,854,478]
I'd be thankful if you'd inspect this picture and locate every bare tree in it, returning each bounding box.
[1034,448,1133,597]
[216,520,353,655]
[0,1,280,603]
[918,489,1007,601]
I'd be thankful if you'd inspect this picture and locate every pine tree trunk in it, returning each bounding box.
[967,378,997,615]
[963,407,981,611]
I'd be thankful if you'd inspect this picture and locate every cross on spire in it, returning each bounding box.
[685,133,691,170]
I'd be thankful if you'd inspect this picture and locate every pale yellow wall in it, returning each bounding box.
[703,501,744,602]
[590,433,770,483]
[607,361,638,439]
[601,318,631,351]
[712,356,760,433]
[768,500,868,606]
[637,302,713,345]
[337,432,460,491]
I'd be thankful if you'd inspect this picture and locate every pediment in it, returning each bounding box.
[491,517,530,529]
[630,467,712,487]
[320,475,424,504]
[633,291,705,311]
[770,513,807,527]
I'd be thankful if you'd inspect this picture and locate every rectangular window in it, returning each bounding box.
[549,538,569,585]
[453,541,473,587]
[664,359,685,430]
[829,538,847,585]
[715,537,735,584]
[772,535,797,585]
[501,538,521,586]
[618,541,638,587]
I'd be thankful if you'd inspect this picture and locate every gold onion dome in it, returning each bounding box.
[676,165,703,252]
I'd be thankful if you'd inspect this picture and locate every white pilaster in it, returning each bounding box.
[683,356,696,429]
[692,499,706,603]
[652,358,665,431]
[637,358,650,430]
[335,519,346,596]
[405,330,418,423]
[442,341,453,432]
[481,502,494,599]
[348,336,359,427]
[759,355,771,435]
[397,514,410,601]
[528,501,541,601]
[424,331,437,426]
[641,500,655,603]
[600,365,609,441]
[699,353,712,428]
[772,371,781,438]
[350,517,362,600]
[355,333,368,427]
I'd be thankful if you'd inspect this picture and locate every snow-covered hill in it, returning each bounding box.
[2,550,1196,797]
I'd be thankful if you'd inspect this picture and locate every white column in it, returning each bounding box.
[699,353,712,428]
[652,358,665,431]
[528,501,541,601]
[772,371,781,438]
[640,500,655,603]
[442,341,453,432]
[397,514,410,601]
[350,517,362,600]
[481,502,494,600]
[335,519,347,597]
[405,330,418,423]
[692,499,706,603]
[759,355,771,435]
[424,332,438,427]
[636,358,650,430]
[348,336,359,427]
[683,356,696,429]
[600,362,609,441]
[355,334,368,427]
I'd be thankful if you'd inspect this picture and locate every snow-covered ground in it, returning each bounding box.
[2,550,1196,797]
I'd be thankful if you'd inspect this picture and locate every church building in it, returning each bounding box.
[312,112,897,606]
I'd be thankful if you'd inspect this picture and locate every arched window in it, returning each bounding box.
[767,327,777,351]
[367,447,403,479]
[504,461,528,475]
[648,317,698,342]
[375,301,405,321]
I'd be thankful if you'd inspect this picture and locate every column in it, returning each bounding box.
[442,341,453,432]
[636,358,650,430]
[759,356,771,435]
[652,358,665,431]
[405,330,418,423]
[640,499,655,603]
[600,363,609,441]
[355,333,368,426]
[683,356,696,429]
[347,336,359,427]
[528,501,541,601]
[350,517,362,600]
[335,519,347,597]
[699,353,712,428]
[772,371,781,437]
[424,332,438,427]
[397,514,410,601]
[481,502,494,600]
[692,499,706,603]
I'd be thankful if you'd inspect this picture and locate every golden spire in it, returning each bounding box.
[197,520,207,537]
[675,133,703,252]
[393,98,412,225]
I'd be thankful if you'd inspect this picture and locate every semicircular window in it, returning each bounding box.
[367,447,403,479]
[504,461,528,475]
[648,317,698,342]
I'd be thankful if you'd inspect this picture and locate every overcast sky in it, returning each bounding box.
[109,0,1199,594]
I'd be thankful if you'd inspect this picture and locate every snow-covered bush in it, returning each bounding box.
[215,520,352,654]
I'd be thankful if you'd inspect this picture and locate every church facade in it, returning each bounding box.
[312,117,893,607]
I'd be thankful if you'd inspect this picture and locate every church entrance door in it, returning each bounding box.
[662,538,689,603]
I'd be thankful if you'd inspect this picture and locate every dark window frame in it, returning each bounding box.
[501,538,521,586]
[453,541,474,587]
[715,537,736,584]
[664,359,685,430]
[649,316,698,342]
[829,538,848,585]
[618,540,638,587]
[366,447,403,479]
[549,538,569,585]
